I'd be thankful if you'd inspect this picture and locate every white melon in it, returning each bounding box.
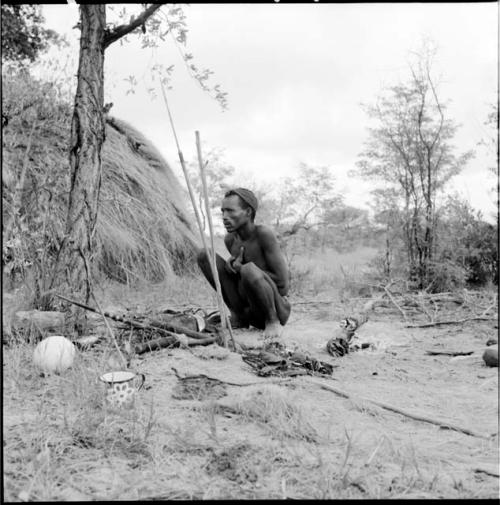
[33,336,76,374]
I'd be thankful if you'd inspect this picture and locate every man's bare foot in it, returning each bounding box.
[263,320,283,341]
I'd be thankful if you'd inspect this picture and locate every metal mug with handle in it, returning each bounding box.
[99,370,146,407]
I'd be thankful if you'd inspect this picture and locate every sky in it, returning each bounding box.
[41,2,498,222]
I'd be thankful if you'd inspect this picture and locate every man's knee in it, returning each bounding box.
[196,247,210,266]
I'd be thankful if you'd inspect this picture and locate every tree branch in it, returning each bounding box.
[383,283,409,322]
[104,4,164,49]
[309,379,492,439]
[426,64,444,152]
[406,316,497,328]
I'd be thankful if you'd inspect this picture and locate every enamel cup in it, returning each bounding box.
[99,371,145,407]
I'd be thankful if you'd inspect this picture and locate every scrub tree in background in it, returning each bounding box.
[355,42,474,290]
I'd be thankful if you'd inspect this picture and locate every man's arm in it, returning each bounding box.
[258,226,290,296]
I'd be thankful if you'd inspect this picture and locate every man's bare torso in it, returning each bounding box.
[225,225,267,271]
[224,224,289,296]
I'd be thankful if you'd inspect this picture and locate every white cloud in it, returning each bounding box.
[40,3,498,221]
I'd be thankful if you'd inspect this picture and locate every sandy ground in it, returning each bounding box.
[3,301,499,500]
[127,304,499,498]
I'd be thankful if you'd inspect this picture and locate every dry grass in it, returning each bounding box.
[290,246,379,297]
[215,385,321,443]
[3,341,210,501]
[4,318,498,500]
[3,246,498,500]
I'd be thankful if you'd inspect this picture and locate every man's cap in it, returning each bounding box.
[226,187,258,212]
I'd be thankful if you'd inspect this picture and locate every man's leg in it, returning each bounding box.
[196,248,249,327]
[239,262,291,339]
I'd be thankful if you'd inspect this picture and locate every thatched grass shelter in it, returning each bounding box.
[97,116,197,282]
[2,69,197,289]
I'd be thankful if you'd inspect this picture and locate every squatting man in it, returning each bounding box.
[197,188,291,340]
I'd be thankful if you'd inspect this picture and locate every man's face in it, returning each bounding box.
[221,195,251,233]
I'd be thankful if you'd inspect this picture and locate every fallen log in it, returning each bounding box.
[55,294,212,340]
[134,335,216,354]
[12,310,65,332]
[425,350,474,357]
[309,379,492,439]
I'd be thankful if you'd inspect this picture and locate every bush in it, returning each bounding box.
[462,222,498,286]
[436,197,498,288]
[424,260,470,293]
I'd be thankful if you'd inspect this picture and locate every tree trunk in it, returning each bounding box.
[384,232,392,278]
[423,156,434,285]
[54,5,106,329]
[403,185,413,272]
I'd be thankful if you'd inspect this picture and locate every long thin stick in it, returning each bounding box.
[474,466,500,478]
[196,130,236,350]
[309,379,491,439]
[159,81,207,248]
[406,316,497,328]
[159,83,235,350]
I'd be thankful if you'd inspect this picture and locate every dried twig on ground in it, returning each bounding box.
[406,293,434,322]
[293,299,336,306]
[479,301,498,317]
[364,289,497,327]
[425,350,474,356]
[383,284,409,322]
[171,366,290,387]
[473,466,500,478]
[134,335,216,354]
[309,379,492,439]
[406,316,497,328]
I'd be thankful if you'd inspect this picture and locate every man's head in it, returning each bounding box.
[221,188,258,232]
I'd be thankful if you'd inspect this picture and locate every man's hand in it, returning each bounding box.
[225,255,236,274]
[233,246,245,272]
[225,246,245,274]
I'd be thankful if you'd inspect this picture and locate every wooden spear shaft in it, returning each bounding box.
[159,81,207,248]
[196,130,236,350]
[159,83,235,350]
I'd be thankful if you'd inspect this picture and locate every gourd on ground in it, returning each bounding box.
[33,336,76,374]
